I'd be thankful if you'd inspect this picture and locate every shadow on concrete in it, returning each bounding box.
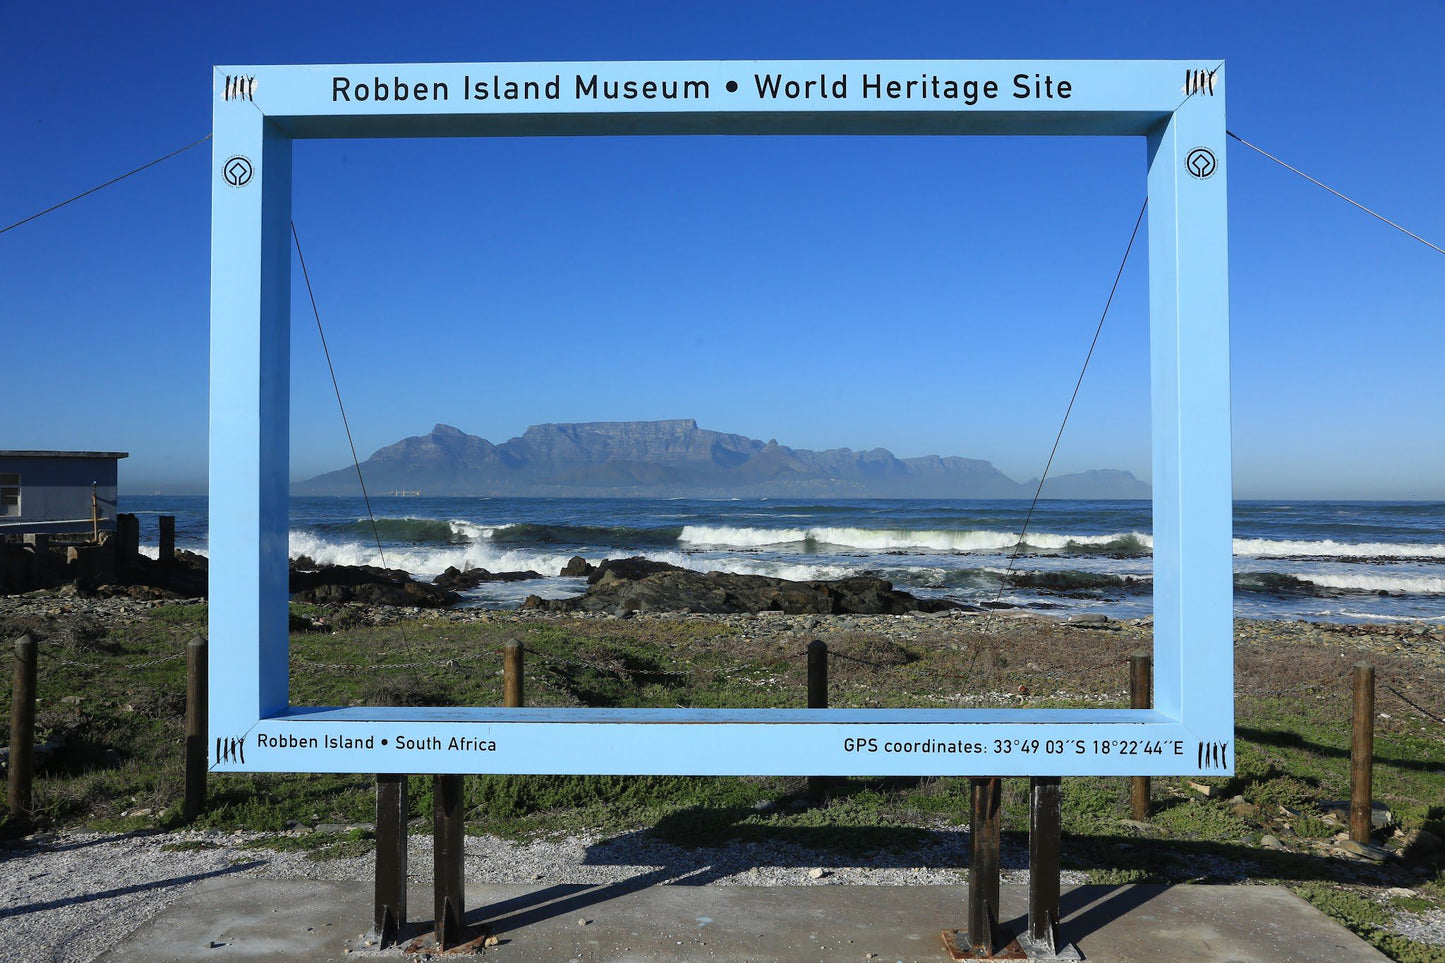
[995,884,1165,944]
[460,863,736,936]
[0,860,265,919]
[580,795,1442,894]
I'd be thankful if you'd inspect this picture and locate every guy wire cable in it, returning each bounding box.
[1227,130,1444,258]
[994,199,1148,602]
[291,220,412,651]
[0,134,212,236]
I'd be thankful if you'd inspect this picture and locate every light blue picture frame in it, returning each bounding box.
[210,60,1232,776]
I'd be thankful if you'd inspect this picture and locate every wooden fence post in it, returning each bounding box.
[8,635,37,821]
[1130,651,1152,820]
[183,637,207,822]
[504,640,523,708]
[1350,662,1375,844]
[159,515,176,565]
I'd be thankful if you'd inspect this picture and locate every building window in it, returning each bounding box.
[0,473,18,517]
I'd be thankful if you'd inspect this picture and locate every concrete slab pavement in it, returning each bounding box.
[97,880,1389,962]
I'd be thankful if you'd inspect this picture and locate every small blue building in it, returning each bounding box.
[0,450,128,537]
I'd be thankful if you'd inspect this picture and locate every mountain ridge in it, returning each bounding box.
[295,420,1150,499]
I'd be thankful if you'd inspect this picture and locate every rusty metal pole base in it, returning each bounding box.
[941,929,1026,960]
[1017,927,1083,961]
[403,926,494,956]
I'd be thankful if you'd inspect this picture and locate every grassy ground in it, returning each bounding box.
[2,600,1443,959]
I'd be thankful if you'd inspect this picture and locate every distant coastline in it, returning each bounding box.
[294,419,1151,500]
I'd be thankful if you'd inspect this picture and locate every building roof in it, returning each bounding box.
[0,451,129,459]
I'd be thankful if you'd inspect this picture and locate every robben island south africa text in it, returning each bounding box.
[330,69,1075,104]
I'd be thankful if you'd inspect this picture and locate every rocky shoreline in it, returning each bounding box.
[2,538,968,615]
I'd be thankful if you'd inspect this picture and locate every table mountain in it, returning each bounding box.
[295,420,1149,498]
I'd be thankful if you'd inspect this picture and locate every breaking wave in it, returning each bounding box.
[287,531,576,580]
[327,517,489,544]
[1234,571,1445,596]
[677,525,1154,555]
[485,522,682,548]
[1289,572,1445,595]
[1231,538,1445,559]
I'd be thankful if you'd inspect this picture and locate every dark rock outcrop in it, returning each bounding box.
[560,555,595,577]
[290,565,459,607]
[5,541,459,607]
[586,556,683,585]
[433,565,543,591]
[523,558,959,616]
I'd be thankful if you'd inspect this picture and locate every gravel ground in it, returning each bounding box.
[6,827,1444,961]
[1,827,1077,962]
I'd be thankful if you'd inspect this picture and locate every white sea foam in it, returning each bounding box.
[679,525,1152,554]
[449,520,502,540]
[678,525,810,547]
[606,547,854,583]
[679,525,1445,560]
[287,532,578,580]
[1334,610,1445,623]
[1232,538,1445,559]
[137,545,210,559]
[284,533,858,585]
[1294,572,1445,595]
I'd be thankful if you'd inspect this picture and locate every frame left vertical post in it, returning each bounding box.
[210,75,293,754]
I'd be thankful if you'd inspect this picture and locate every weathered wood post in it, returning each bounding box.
[374,774,408,946]
[7,635,37,821]
[504,640,523,709]
[967,776,1002,954]
[183,637,208,822]
[807,639,828,799]
[1130,651,1152,820]
[433,774,467,949]
[159,515,176,565]
[1350,662,1376,844]
[115,513,139,572]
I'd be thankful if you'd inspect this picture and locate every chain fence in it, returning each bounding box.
[14,632,1444,726]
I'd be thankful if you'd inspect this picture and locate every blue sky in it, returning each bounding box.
[3,2,1442,498]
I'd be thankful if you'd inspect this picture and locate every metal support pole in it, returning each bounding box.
[1130,651,1152,821]
[1350,662,1375,844]
[8,635,37,821]
[967,777,1002,954]
[183,637,207,822]
[374,774,408,946]
[807,639,828,799]
[433,774,466,949]
[504,640,523,708]
[1023,776,1081,959]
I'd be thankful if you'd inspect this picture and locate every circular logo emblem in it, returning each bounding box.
[1185,146,1217,179]
[222,155,254,188]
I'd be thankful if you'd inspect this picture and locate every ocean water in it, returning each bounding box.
[123,496,1445,624]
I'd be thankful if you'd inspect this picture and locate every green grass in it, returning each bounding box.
[3,604,1444,961]
[1294,883,1445,963]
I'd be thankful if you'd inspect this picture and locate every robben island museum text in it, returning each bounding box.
[331,71,1074,105]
